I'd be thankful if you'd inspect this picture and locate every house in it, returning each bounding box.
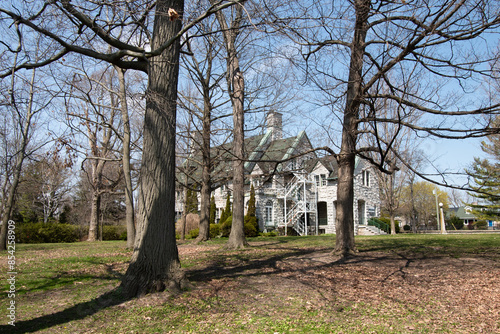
[176,112,381,235]
[448,206,500,230]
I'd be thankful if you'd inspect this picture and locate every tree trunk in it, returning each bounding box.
[227,95,246,249]
[334,0,370,256]
[87,156,105,241]
[121,0,187,297]
[180,186,188,240]
[116,67,136,249]
[87,189,101,241]
[0,155,24,249]
[212,3,247,249]
[335,153,357,255]
[390,215,396,235]
[1,68,37,250]
[389,173,396,235]
[195,94,212,242]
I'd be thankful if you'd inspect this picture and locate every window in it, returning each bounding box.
[362,170,370,187]
[315,175,320,187]
[321,174,327,186]
[265,200,273,224]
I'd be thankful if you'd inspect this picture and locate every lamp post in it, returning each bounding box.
[433,189,439,230]
[439,202,447,234]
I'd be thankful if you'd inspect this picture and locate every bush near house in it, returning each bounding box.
[473,220,488,230]
[447,215,464,230]
[210,224,220,238]
[220,216,259,237]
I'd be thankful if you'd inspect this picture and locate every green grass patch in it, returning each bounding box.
[0,235,498,333]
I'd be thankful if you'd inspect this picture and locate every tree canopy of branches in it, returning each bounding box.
[0,0,243,296]
[270,0,500,255]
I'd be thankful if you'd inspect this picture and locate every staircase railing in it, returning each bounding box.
[367,217,390,234]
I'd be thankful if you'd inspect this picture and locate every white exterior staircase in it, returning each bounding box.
[278,172,318,236]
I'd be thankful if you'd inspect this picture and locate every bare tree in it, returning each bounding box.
[64,65,123,241]
[268,0,500,255]
[0,62,49,249]
[178,8,227,242]
[209,0,248,249]
[115,67,137,249]
[0,0,242,294]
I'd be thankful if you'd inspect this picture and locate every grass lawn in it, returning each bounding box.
[1,234,499,333]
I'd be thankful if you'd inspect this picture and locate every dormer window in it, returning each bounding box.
[321,174,327,186]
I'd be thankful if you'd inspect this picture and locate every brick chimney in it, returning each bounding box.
[266,111,282,141]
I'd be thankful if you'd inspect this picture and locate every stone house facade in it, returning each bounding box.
[176,112,381,235]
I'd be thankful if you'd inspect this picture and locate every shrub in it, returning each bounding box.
[403,224,411,231]
[244,215,259,237]
[175,213,200,237]
[473,220,488,230]
[220,216,258,237]
[447,215,464,230]
[377,217,400,233]
[261,231,278,237]
[102,225,127,241]
[221,216,232,237]
[210,224,220,238]
[187,228,200,239]
[17,222,79,243]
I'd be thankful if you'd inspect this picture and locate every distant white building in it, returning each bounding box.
[176,112,381,235]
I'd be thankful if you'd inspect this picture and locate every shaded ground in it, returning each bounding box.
[175,241,500,333]
[1,235,499,333]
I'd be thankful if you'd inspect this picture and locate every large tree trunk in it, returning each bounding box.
[227,91,246,249]
[334,0,370,256]
[116,67,136,249]
[87,156,105,241]
[87,189,101,241]
[121,0,187,297]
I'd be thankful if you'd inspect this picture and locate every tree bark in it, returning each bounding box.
[334,0,370,256]
[87,187,102,241]
[116,67,136,249]
[87,157,105,241]
[195,88,213,242]
[121,0,187,297]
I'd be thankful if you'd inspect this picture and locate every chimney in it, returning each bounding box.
[266,111,282,141]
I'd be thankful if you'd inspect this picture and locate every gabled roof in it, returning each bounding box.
[255,131,306,174]
[448,206,478,220]
[179,130,309,186]
[305,155,339,180]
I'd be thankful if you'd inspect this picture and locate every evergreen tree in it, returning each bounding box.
[244,184,259,234]
[209,195,216,225]
[467,130,500,219]
[220,193,232,224]
[186,189,199,214]
[246,184,256,217]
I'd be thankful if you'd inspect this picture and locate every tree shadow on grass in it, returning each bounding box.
[186,245,358,283]
[1,288,130,334]
[1,263,129,333]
